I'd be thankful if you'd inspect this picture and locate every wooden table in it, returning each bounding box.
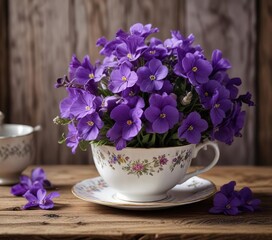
[0,166,271,239]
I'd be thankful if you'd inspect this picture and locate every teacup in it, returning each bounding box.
[0,123,40,185]
[91,141,219,202]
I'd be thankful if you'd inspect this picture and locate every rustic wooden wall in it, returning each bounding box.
[257,0,272,166]
[0,0,267,165]
[186,0,256,165]
[0,0,9,119]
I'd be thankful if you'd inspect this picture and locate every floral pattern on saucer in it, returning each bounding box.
[72,176,216,210]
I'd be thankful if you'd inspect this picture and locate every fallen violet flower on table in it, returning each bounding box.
[10,167,59,210]
[11,167,52,196]
[23,189,60,210]
[209,181,261,216]
[238,187,261,212]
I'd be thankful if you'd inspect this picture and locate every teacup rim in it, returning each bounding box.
[91,142,198,151]
[0,123,34,139]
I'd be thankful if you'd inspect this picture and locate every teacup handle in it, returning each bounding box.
[178,141,220,184]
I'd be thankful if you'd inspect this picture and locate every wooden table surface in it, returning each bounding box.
[0,165,271,240]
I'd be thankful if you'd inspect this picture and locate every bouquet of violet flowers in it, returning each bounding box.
[54,23,253,153]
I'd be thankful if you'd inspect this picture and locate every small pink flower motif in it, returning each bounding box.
[132,163,144,172]
[159,156,168,165]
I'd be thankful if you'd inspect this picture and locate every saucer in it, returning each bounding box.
[72,176,216,210]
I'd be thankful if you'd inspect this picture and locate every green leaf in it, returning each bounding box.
[53,116,72,125]
[142,134,151,144]
[58,133,67,144]
[149,134,156,147]
[79,140,90,151]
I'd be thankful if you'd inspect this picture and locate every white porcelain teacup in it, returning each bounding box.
[91,141,219,202]
[0,121,40,185]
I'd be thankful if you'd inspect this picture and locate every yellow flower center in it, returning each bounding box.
[89,73,94,79]
[160,113,166,118]
[127,120,133,125]
[192,66,198,72]
[127,53,132,59]
[85,106,91,111]
[87,121,94,126]
[122,76,127,81]
[149,50,156,55]
[205,92,209,97]
[188,125,194,131]
[215,103,220,108]
[150,75,156,81]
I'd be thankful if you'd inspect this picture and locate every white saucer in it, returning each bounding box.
[72,176,216,210]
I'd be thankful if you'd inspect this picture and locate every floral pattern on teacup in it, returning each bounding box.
[0,140,33,162]
[94,148,192,177]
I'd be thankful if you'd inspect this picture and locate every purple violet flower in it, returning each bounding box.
[125,96,145,109]
[178,112,208,144]
[69,55,81,81]
[121,85,140,98]
[77,112,104,141]
[109,63,138,93]
[129,23,159,38]
[211,49,231,74]
[74,55,104,85]
[210,89,232,126]
[209,181,241,215]
[209,192,241,216]
[164,31,195,52]
[69,92,101,119]
[196,80,222,109]
[101,95,124,113]
[143,37,167,60]
[224,77,242,100]
[220,180,237,198]
[175,52,212,86]
[11,168,51,196]
[137,58,168,92]
[11,176,43,196]
[99,38,123,57]
[31,168,52,188]
[157,80,173,95]
[209,181,261,216]
[107,105,143,150]
[115,35,147,62]
[212,103,245,144]
[238,187,261,212]
[23,189,60,210]
[59,88,81,119]
[144,93,179,134]
[237,92,254,107]
[66,123,80,154]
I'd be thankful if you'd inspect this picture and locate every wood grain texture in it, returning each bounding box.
[8,0,185,165]
[258,0,272,166]
[0,0,9,118]
[8,0,91,164]
[186,0,256,165]
[0,165,271,239]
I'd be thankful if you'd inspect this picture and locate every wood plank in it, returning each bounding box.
[8,0,91,164]
[0,165,271,239]
[258,0,272,165]
[186,0,256,165]
[0,0,9,119]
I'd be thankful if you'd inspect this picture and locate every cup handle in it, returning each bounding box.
[178,141,220,184]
